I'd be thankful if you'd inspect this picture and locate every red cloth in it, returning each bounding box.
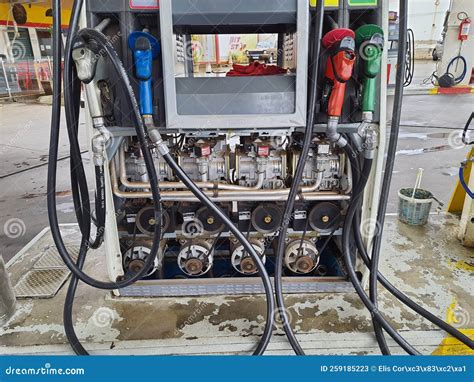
[226,62,287,77]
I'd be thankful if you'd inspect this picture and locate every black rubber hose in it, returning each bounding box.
[369,0,408,354]
[75,27,276,355]
[343,137,391,354]
[63,167,107,355]
[163,153,274,355]
[446,55,467,85]
[352,209,474,349]
[63,0,91,241]
[341,155,420,355]
[273,0,325,356]
[347,159,393,356]
[89,166,106,249]
[49,0,161,290]
[462,112,473,145]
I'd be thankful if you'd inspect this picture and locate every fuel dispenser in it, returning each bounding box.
[47,0,474,355]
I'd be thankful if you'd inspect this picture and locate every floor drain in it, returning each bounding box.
[14,269,70,299]
[34,245,79,269]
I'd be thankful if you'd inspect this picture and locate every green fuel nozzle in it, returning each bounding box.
[355,24,384,117]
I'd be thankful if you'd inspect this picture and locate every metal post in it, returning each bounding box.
[0,255,16,325]
[0,58,13,100]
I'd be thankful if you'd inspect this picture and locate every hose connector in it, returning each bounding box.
[327,116,348,148]
[363,127,378,159]
[148,128,170,157]
[357,112,378,159]
[143,115,154,129]
[92,134,107,167]
[91,119,111,166]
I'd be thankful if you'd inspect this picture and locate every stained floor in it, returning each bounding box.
[1,213,472,355]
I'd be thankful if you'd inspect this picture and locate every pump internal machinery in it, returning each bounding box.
[48,0,474,356]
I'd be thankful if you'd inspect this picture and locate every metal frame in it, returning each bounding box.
[159,0,310,130]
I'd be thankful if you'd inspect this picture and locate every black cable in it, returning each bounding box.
[403,28,414,87]
[446,55,467,84]
[459,166,474,199]
[61,15,276,354]
[163,153,275,355]
[89,25,276,352]
[48,19,163,290]
[462,112,473,145]
[273,0,325,356]
[351,207,474,349]
[89,166,106,249]
[369,0,408,354]
[317,226,338,257]
[63,0,91,241]
[341,155,420,355]
[343,135,391,354]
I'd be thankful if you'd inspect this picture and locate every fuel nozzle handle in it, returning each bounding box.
[128,31,160,119]
[322,29,356,119]
[355,25,384,115]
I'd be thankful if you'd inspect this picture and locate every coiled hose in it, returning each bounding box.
[53,0,275,356]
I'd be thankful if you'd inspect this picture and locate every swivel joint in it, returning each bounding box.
[327,116,348,148]
[148,128,170,157]
[91,118,111,167]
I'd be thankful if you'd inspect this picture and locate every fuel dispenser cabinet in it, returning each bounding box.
[78,0,385,297]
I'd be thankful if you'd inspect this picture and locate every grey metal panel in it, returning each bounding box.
[172,0,297,26]
[176,76,296,115]
[119,277,353,297]
[159,0,310,130]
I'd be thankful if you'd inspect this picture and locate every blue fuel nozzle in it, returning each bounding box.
[128,31,160,117]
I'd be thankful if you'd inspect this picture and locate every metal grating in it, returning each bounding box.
[14,269,70,299]
[34,245,79,269]
[120,280,354,297]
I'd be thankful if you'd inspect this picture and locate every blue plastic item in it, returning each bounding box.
[128,31,161,116]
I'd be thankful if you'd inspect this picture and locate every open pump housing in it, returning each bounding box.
[82,0,387,297]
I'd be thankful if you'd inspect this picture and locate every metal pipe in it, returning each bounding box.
[111,164,348,202]
[119,146,266,191]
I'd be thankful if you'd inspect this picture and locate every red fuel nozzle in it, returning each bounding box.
[322,29,356,119]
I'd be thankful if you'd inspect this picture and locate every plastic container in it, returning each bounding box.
[398,188,434,226]
[0,255,16,326]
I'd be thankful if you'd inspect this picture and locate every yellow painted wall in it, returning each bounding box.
[0,3,71,28]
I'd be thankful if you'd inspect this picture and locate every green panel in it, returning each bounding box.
[349,0,378,6]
